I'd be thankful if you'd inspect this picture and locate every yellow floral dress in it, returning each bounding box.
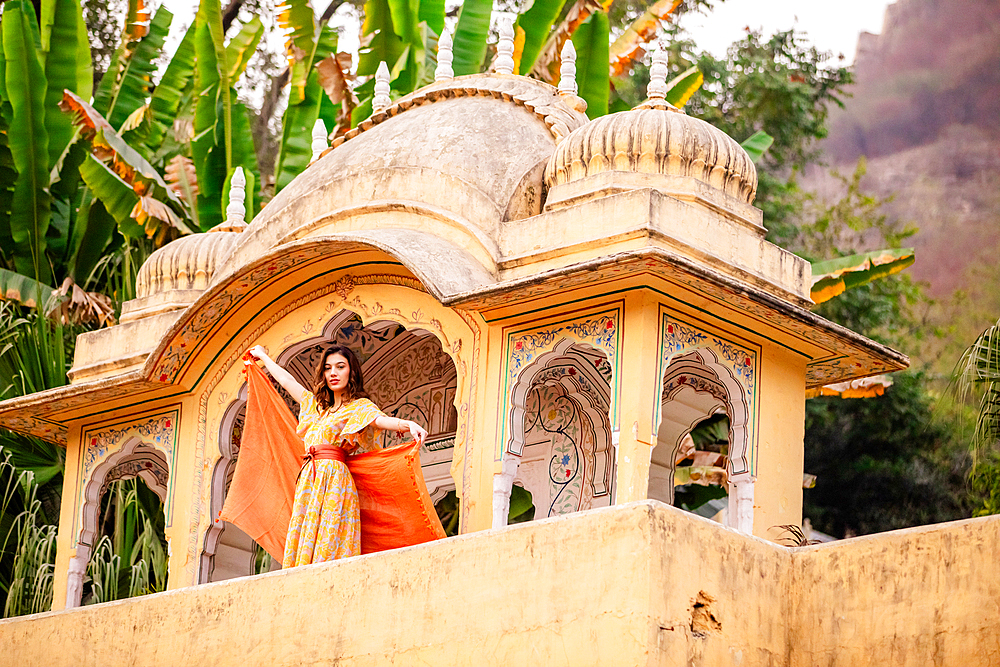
[282,391,385,568]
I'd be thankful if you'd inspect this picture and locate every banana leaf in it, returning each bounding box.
[192,1,233,230]
[278,0,319,105]
[40,0,91,170]
[69,190,117,284]
[388,0,421,47]
[225,16,264,81]
[78,155,143,239]
[0,95,14,251]
[275,70,325,191]
[810,247,915,305]
[451,0,492,75]
[740,130,774,163]
[106,7,172,132]
[3,0,53,285]
[60,91,193,235]
[608,0,681,79]
[516,0,569,75]
[571,11,609,118]
[142,22,197,155]
[275,24,337,192]
[529,0,604,82]
[418,0,446,38]
[358,0,406,77]
[664,65,702,109]
[0,268,53,308]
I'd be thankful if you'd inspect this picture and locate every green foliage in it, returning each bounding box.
[0,453,57,618]
[85,477,168,605]
[804,371,977,536]
[571,12,611,119]
[516,0,570,74]
[450,0,493,75]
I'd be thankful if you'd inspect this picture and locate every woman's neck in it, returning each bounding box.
[332,389,346,407]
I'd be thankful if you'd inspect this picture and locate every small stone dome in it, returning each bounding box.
[135,229,240,298]
[119,224,244,324]
[544,104,758,204]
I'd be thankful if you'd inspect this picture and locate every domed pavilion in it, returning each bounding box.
[5,33,993,667]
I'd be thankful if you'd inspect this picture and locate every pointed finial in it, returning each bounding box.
[647,46,669,100]
[494,16,515,75]
[373,61,391,113]
[435,29,454,81]
[224,167,246,227]
[311,119,328,163]
[558,40,578,95]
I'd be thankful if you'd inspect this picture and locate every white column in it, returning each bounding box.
[491,453,521,529]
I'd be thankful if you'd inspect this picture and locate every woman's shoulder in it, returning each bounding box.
[346,396,379,412]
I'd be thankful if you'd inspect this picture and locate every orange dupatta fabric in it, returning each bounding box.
[219,359,446,560]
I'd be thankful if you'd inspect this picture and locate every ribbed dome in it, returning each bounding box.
[544,107,758,204]
[135,230,240,298]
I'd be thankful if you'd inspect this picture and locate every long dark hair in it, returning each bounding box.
[312,345,368,412]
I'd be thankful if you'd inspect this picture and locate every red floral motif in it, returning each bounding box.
[565,470,571,478]
[744,358,751,366]
[678,376,686,384]
[159,373,168,382]
[667,325,674,334]
[90,438,97,447]
[514,341,523,351]
[165,420,172,428]
[605,320,614,330]
[568,368,576,375]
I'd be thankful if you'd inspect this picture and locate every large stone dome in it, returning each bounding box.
[214,74,591,281]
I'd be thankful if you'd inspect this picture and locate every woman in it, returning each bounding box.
[248,344,427,567]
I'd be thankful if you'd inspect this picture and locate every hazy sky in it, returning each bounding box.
[682,0,895,62]
[160,0,897,65]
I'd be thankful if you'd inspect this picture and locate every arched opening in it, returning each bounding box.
[497,339,614,527]
[649,349,753,531]
[67,439,170,607]
[202,310,459,581]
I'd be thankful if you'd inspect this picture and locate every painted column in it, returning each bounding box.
[614,291,661,503]
[752,345,806,538]
[50,426,83,611]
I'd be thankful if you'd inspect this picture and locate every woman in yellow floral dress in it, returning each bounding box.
[248,344,427,567]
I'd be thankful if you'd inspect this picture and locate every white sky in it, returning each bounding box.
[682,0,895,63]
[159,0,897,66]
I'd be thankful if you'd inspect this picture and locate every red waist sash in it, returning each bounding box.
[301,444,348,480]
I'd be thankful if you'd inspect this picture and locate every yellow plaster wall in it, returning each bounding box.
[10,502,999,667]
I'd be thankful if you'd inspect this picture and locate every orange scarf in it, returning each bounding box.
[219,359,446,560]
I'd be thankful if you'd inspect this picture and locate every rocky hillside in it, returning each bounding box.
[810,0,1000,368]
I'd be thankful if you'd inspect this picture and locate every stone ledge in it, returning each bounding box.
[4,502,998,666]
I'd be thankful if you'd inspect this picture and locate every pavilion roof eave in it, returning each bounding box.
[444,247,910,388]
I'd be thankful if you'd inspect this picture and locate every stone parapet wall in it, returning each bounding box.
[4,502,997,666]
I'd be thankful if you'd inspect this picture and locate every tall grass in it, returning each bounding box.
[1,454,56,618]
[86,478,168,605]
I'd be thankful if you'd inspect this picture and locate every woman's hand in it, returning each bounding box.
[405,420,428,446]
[247,345,270,363]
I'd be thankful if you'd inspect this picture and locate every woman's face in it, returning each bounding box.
[323,353,351,394]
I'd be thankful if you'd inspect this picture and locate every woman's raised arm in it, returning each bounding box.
[247,345,307,403]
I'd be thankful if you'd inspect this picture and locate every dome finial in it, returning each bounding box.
[646,46,669,100]
[311,119,328,163]
[557,40,578,96]
[373,61,392,113]
[494,16,515,75]
[224,167,246,228]
[435,29,454,81]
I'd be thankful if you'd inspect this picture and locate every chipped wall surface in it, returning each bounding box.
[5,502,999,667]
